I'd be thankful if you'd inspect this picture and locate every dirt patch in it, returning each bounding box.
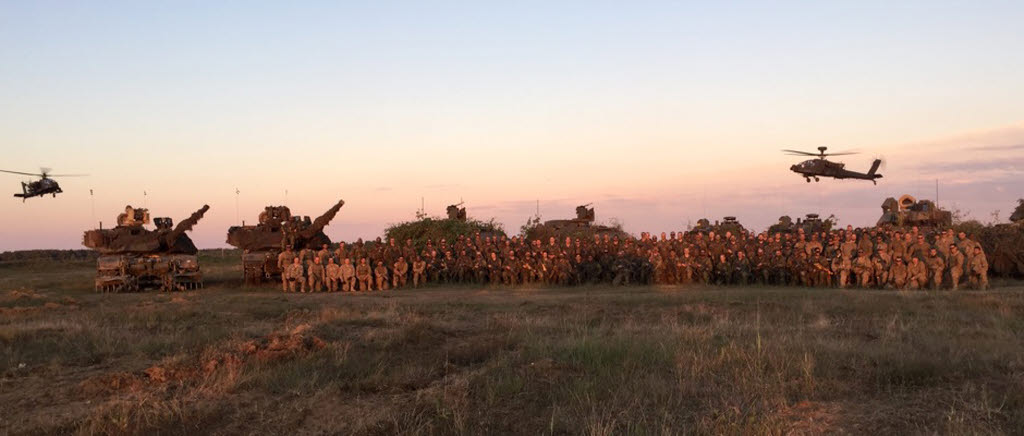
[240,323,326,362]
[778,401,841,434]
[78,322,325,396]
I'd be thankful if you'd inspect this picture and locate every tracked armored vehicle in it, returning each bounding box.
[876,195,952,228]
[768,214,835,235]
[689,216,747,236]
[82,205,210,292]
[226,200,344,285]
[525,204,626,241]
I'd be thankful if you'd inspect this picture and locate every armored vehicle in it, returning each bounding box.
[82,204,209,292]
[876,194,952,228]
[226,200,344,284]
[446,202,467,221]
[526,204,626,241]
[690,216,747,236]
[768,214,835,235]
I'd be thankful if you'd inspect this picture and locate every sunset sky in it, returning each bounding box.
[1,1,1023,251]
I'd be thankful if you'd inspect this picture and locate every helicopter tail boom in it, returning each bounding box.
[867,159,882,177]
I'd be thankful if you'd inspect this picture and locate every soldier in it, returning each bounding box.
[733,251,751,285]
[947,244,965,291]
[853,250,873,288]
[612,252,631,286]
[810,248,830,287]
[325,257,340,292]
[871,248,890,289]
[968,246,989,290]
[832,253,852,288]
[374,260,389,291]
[412,256,427,288]
[307,256,325,292]
[298,246,313,266]
[355,258,372,291]
[925,248,945,290]
[392,256,409,289]
[334,241,348,263]
[770,249,787,285]
[340,258,356,292]
[286,257,306,293]
[277,247,296,292]
[889,256,908,290]
[317,244,332,266]
[907,257,928,290]
[714,254,731,285]
[909,235,929,261]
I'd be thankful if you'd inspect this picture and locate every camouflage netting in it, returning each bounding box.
[959,222,1024,278]
[385,217,506,252]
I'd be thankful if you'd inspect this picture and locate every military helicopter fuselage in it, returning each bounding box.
[2,168,83,201]
[784,147,883,185]
[16,177,63,199]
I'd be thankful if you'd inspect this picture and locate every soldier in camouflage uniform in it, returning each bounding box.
[286,257,306,293]
[355,258,372,291]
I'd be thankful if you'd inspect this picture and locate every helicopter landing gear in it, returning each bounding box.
[805,177,811,183]
[814,177,820,182]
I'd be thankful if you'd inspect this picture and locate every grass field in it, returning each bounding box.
[2,253,1023,435]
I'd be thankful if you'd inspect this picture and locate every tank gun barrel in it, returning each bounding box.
[299,199,345,239]
[165,205,210,244]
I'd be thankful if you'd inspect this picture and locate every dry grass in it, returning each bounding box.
[1,255,1023,435]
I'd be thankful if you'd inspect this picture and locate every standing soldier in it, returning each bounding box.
[325,257,340,292]
[317,244,332,266]
[334,241,348,263]
[412,257,427,288]
[392,256,409,289]
[277,247,296,292]
[947,244,965,290]
[374,261,389,291]
[339,258,356,292]
[287,257,306,293]
[307,256,325,292]
[298,246,313,266]
[968,246,989,290]
[925,248,945,290]
[355,258,372,291]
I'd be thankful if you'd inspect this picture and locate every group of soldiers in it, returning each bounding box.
[274,225,991,292]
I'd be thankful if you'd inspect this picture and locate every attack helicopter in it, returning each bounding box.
[1,168,86,201]
[783,147,883,185]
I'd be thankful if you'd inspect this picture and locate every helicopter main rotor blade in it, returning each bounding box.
[0,169,45,177]
[822,152,859,157]
[781,149,819,156]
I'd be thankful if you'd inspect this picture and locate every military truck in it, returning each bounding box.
[82,205,209,292]
[226,200,344,285]
[876,194,952,228]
